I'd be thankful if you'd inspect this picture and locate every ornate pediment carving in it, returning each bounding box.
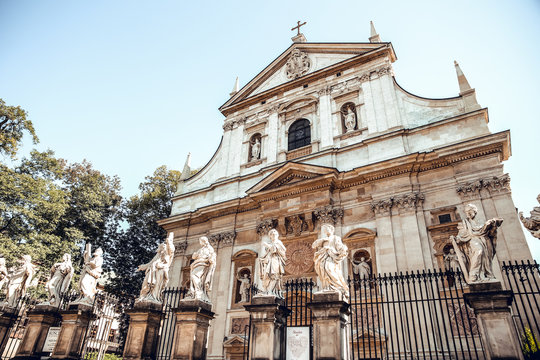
[285,49,311,80]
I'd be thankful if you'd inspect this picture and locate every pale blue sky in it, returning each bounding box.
[1,0,539,259]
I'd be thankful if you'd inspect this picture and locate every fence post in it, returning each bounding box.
[243,295,289,360]
[308,291,349,360]
[122,302,162,360]
[12,305,62,359]
[0,307,18,356]
[171,298,215,360]
[464,281,524,360]
[50,303,93,359]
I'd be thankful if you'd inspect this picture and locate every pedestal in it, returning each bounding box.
[171,299,215,360]
[12,305,62,360]
[0,307,17,356]
[50,304,93,360]
[308,291,350,360]
[243,295,289,360]
[464,281,523,360]
[123,301,163,360]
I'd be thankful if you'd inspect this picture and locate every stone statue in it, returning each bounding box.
[251,138,261,160]
[137,232,175,304]
[73,245,103,305]
[188,236,216,302]
[237,272,251,303]
[44,253,74,307]
[352,256,371,281]
[450,204,503,283]
[343,106,356,133]
[258,229,287,296]
[444,248,461,271]
[0,258,8,293]
[312,224,349,301]
[519,194,540,239]
[5,255,35,307]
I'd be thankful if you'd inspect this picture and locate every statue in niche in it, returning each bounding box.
[444,248,461,271]
[72,245,103,305]
[236,270,251,303]
[0,258,8,293]
[342,104,357,133]
[258,229,287,296]
[519,194,540,239]
[43,253,74,307]
[5,255,35,307]
[137,232,175,304]
[450,204,503,284]
[312,224,349,301]
[251,137,261,161]
[188,236,216,302]
[352,256,371,281]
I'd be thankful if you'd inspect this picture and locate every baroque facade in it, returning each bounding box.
[158,26,532,359]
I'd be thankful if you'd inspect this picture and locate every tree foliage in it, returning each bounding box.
[0,99,38,159]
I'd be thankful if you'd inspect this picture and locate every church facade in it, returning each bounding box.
[158,25,532,359]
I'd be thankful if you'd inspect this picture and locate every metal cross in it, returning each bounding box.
[291,21,307,35]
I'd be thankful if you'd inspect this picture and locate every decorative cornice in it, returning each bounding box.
[313,205,344,225]
[358,65,393,84]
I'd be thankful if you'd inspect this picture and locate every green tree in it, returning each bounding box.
[0,98,38,159]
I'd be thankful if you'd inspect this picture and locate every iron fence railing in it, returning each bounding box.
[155,287,188,360]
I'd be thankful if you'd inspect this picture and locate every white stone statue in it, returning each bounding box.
[5,255,35,307]
[251,138,261,160]
[444,248,461,271]
[258,229,287,296]
[519,194,540,239]
[137,232,175,304]
[450,204,503,284]
[352,256,371,281]
[343,106,356,133]
[312,224,349,301]
[188,236,216,302]
[73,245,103,305]
[237,272,251,303]
[44,253,74,307]
[0,258,8,294]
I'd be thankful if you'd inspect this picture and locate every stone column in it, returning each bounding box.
[171,299,215,360]
[308,292,349,360]
[318,87,333,149]
[371,198,398,273]
[244,295,288,360]
[13,305,61,360]
[0,307,17,356]
[266,108,279,164]
[464,282,523,360]
[122,302,162,360]
[50,304,93,360]
[394,192,427,270]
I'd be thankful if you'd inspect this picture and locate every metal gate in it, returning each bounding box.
[156,287,188,360]
[284,278,314,360]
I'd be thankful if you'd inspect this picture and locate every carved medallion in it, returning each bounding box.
[230,318,249,335]
[286,215,308,236]
[285,241,313,276]
[285,49,311,80]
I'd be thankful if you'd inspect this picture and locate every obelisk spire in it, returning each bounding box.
[454,60,473,95]
[229,77,239,97]
[180,153,192,180]
[453,60,480,111]
[369,21,381,43]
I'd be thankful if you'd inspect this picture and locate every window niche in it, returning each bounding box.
[287,118,311,151]
[231,250,257,309]
[340,102,358,134]
[248,133,262,162]
[426,206,461,270]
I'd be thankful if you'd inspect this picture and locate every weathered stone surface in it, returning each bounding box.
[12,307,62,360]
[123,306,162,360]
[50,305,93,360]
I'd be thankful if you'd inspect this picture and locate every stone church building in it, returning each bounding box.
[158,24,532,359]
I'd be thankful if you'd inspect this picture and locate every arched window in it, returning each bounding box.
[288,119,311,151]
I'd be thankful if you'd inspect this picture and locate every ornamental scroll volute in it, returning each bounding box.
[285,49,311,80]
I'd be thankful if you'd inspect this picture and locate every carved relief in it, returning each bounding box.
[286,215,308,236]
[208,231,236,248]
[284,241,314,276]
[285,49,311,80]
[482,174,511,194]
[317,86,332,97]
[520,194,540,239]
[394,192,425,212]
[456,174,511,199]
[341,102,358,133]
[313,205,344,226]
[256,219,276,236]
[370,198,393,216]
[230,317,250,335]
[358,66,393,83]
[456,180,482,199]
[174,241,188,257]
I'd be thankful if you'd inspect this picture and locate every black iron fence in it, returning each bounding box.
[156,287,188,360]
[284,278,314,328]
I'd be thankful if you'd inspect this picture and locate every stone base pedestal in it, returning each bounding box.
[0,307,18,356]
[12,305,62,360]
[123,301,163,360]
[50,304,93,360]
[171,299,215,360]
[308,291,350,360]
[244,295,289,360]
[464,281,523,360]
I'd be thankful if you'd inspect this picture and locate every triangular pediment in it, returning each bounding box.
[246,162,338,194]
[220,42,392,114]
[223,335,246,346]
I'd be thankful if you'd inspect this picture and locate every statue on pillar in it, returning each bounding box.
[450,204,503,283]
[188,236,216,302]
[258,229,287,296]
[72,244,103,305]
[43,253,74,307]
[5,255,36,307]
[519,194,540,239]
[137,232,175,304]
[312,224,349,301]
[0,257,8,293]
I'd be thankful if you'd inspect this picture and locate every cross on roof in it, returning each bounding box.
[291,21,307,36]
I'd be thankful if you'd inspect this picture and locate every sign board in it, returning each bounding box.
[42,327,61,353]
[286,327,310,360]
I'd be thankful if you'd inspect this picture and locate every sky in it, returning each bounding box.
[1,0,539,259]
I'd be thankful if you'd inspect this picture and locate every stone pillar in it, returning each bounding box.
[0,307,17,356]
[244,295,288,360]
[13,305,62,360]
[122,302,162,360]
[464,282,523,360]
[318,87,333,149]
[371,198,398,273]
[308,292,349,360]
[171,299,215,360]
[50,304,93,360]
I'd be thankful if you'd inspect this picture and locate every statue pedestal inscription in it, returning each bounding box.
[286,326,310,360]
[171,299,215,360]
[12,305,62,360]
[244,295,289,360]
[50,304,93,360]
[123,302,162,360]
[308,291,350,360]
[464,281,523,360]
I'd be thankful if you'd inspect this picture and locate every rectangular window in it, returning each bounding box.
[438,214,452,224]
